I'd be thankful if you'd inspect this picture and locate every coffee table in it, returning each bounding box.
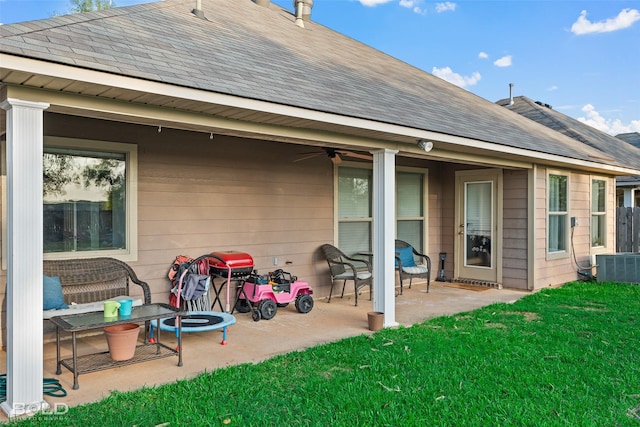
[50,303,185,390]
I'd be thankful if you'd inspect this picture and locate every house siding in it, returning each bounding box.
[0,113,623,346]
[134,133,335,303]
[4,115,336,312]
[502,169,529,289]
[436,164,457,280]
[533,168,615,289]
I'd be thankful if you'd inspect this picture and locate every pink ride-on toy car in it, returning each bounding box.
[235,269,313,321]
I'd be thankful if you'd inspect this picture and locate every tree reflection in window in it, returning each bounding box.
[43,149,126,253]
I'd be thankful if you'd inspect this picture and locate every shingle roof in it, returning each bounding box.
[617,132,640,149]
[496,96,640,170]
[0,0,635,169]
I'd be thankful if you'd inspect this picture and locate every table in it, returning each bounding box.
[50,303,185,390]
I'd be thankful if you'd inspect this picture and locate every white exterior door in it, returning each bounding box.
[455,169,502,283]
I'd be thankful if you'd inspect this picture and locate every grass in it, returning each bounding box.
[9,281,640,426]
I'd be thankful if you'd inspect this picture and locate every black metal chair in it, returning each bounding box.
[395,240,431,294]
[320,244,373,306]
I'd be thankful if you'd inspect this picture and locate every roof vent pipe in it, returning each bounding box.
[508,83,514,106]
[294,0,305,28]
[294,0,313,28]
[192,0,205,19]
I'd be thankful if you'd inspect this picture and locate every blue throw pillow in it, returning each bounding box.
[43,275,68,310]
[395,246,416,268]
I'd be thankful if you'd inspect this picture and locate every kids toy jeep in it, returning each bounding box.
[235,269,313,321]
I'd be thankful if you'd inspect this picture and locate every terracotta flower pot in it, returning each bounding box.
[104,323,140,361]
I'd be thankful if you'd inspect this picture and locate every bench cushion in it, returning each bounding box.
[43,296,143,320]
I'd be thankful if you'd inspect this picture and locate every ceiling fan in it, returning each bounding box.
[293,148,373,164]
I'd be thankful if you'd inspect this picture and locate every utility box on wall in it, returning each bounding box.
[596,253,640,283]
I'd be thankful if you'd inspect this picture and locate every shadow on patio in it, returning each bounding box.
[2,281,528,413]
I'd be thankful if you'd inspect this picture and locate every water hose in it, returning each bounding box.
[0,374,67,401]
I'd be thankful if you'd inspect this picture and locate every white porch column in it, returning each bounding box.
[371,149,398,327]
[1,98,49,417]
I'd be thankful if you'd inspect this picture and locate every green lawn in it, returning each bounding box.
[10,281,640,426]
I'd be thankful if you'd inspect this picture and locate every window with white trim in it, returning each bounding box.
[337,165,426,256]
[548,173,568,253]
[43,137,138,260]
[591,178,606,247]
[396,171,425,252]
[338,167,373,256]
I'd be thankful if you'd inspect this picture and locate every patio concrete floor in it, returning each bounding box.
[2,281,530,417]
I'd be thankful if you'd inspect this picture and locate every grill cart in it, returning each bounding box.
[208,251,255,312]
[236,269,314,321]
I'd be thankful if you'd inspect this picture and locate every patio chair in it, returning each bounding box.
[320,244,372,306]
[395,240,431,294]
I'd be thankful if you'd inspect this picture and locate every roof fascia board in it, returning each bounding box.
[3,84,401,148]
[5,84,636,175]
[1,56,581,151]
[3,55,436,138]
[3,58,637,175]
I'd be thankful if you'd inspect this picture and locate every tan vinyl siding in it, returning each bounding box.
[136,136,335,303]
[437,164,457,280]
[502,170,528,289]
[533,168,615,289]
[40,114,337,305]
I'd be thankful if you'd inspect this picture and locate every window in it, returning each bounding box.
[43,137,138,260]
[548,174,568,254]
[591,179,606,247]
[337,165,426,256]
[338,167,372,256]
[396,171,425,252]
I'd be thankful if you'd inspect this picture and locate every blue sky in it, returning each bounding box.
[1,0,639,136]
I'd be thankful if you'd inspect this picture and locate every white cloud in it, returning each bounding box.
[577,104,640,135]
[435,2,456,13]
[399,0,426,14]
[571,8,640,35]
[547,85,558,92]
[493,55,512,67]
[359,0,393,6]
[478,52,488,59]
[432,66,481,88]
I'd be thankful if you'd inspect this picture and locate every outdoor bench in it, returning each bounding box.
[43,257,151,320]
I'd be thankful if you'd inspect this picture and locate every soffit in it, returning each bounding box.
[2,71,639,176]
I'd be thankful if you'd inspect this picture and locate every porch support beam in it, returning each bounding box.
[0,97,49,417]
[372,149,398,327]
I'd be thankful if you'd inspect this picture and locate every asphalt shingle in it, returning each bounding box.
[1,0,636,170]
